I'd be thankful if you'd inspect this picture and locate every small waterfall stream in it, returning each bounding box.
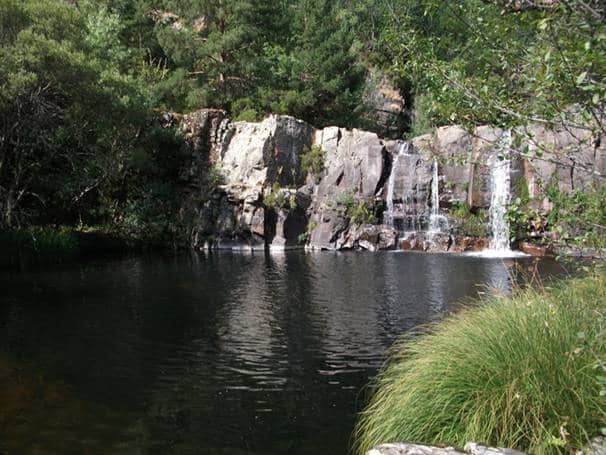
[488,130,513,252]
[384,142,421,233]
[428,158,448,234]
[466,129,527,257]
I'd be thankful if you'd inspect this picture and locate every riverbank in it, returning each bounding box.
[0,227,155,269]
[355,274,606,455]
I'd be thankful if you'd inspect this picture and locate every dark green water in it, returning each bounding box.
[0,251,569,454]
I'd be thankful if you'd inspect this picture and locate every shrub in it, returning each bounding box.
[348,201,377,225]
[301,145,325,179]
[449,202,488,237]
[545,184,606,248]
[297,220,317,244]
[0,226,79,256]
[263,183,296,211]
[355,275,606,455]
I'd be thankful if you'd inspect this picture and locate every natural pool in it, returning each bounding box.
[0,251,571,454]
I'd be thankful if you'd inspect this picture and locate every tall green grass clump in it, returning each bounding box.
[355,276,606,455]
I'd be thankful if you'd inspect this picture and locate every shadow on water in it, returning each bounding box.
[0,251,575,454]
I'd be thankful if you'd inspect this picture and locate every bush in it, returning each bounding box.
[449,202,489,237]
[263,183,296,211]
[348,201,377,225]
[546,185,606,248]
[0,226,79,256]
[301,145,325,179]
[355,275,606,455]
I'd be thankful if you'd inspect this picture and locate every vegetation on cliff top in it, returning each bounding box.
[354,274,606,454]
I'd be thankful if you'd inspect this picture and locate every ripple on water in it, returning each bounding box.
[0,251,572,454]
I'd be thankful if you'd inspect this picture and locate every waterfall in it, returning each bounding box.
[384,142,419,233]
[385,145,448,247]
[428,159,448,234]
[464,129,527,257]
[384,144,403,229]
[488,130,512,251]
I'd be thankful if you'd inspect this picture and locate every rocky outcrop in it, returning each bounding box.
[362,69,408,139]
[172,109,606,252]
[307,127,387,250]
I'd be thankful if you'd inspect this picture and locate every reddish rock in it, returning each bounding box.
[399,239,413,251]
[452,236,489,252]
[519,242,548,257]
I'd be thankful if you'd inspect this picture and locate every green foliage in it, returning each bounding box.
[448,202,488,237]
[0,0,154,229]
[337,192,377,225]
[348,201,377,225]
[407,92,435,138]
[355,274,606,454]
[297,220,317,243]
[545,184,606,248]
[300,145,325,178]
[0,226,78,256]
[263,183,296,211]
[507,197,545,242]
[506,182,606,248]
[379,0,606,132]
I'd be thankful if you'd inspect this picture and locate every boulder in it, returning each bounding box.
[432,126,473,206]
[518,241,549,257]
[219,115,314,201]
[337,224,398,251]
[515,123,606,210]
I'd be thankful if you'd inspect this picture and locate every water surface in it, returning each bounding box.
[0,251,569,454]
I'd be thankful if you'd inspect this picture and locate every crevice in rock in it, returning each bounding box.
[375,145,393,197]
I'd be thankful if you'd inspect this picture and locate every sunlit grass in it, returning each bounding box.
[354,275,606,454]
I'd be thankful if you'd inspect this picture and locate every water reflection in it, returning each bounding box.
[0,251,570,454]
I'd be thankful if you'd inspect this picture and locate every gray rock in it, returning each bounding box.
[307,127,387,249]
[361,68,408,138]
[576,436,606,455]
[366,442,526,455]
[464,443,526,455]
[367,443,463,455]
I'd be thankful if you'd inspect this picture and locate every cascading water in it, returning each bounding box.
[463,130,527,257]
[384,142,421,233]
[384,144,403,229]
[428,158,448,234]
[488,130,513,252]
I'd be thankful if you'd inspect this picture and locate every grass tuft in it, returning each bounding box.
[354,275,606,455]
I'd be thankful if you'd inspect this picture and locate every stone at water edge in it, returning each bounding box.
[576,436,606,455]
[366,443,526,455]
[367,443,462,455]
[518,242,549,257]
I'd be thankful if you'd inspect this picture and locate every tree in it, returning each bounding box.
[259,0,368,127]
[0,0,152,227]
[376,0,605,138]
[144,0,288,111]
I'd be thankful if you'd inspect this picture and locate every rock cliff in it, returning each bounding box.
[172,109,606,252]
